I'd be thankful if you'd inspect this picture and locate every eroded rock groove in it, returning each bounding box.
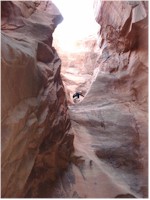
[1,0,148,198]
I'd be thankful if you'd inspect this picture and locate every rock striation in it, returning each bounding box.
[1,0,148,198]
[1,1,73,198]
[50,1,148,198]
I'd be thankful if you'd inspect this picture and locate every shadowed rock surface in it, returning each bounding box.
[49,0,148,198]
[1,0,148,198]
[1,1,73,198]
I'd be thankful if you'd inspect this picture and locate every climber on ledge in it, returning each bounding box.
[73,91,84,99]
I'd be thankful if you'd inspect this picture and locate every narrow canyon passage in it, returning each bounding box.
[47,77,148,198]
[50,0,148,198]
[1,0,148,198]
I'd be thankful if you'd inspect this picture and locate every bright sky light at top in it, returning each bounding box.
[52,0,100,50]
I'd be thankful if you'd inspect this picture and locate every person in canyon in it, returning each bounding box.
[73,91,84,100]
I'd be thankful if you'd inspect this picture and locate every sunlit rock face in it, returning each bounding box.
[1,0,148,198]
[1,1,74,198]
[49,1,148,198]
[54,35,100,104]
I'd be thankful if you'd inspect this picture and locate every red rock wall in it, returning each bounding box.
[1,1,73,197]
[42,1,148,198]
[77,0,148,197]
[1,1,148,198]
[93,0,148,107]
[47,1,147,198]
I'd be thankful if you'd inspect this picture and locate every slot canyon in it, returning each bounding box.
[1,0,148,198]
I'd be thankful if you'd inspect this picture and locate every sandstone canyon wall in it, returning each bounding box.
[1,0,148,198]
[48,1,148,198]
[1,1,73,197]
[54,36,100,104]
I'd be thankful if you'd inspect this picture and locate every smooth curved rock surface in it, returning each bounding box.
[49,1,148,198]
[1,0,148,198]
[1,1,73,198]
